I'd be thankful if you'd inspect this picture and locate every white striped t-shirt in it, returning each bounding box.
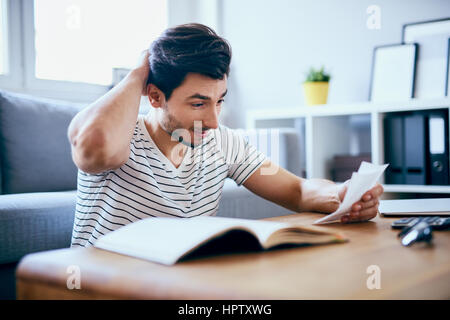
[71,115,267,247]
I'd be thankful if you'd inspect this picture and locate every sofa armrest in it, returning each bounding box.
[0,190,77,264]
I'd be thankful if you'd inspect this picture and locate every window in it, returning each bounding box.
[0,0,8,75]
[33,0,167,85]
[0,0,177,100]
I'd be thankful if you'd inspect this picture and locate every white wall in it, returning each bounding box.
[219,0,450,128]
[5,0,447,125]
[168,0,221,32]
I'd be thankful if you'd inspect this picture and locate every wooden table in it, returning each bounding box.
[16,212,450,299]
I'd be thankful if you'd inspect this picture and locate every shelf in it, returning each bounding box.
[383,184,450,194]
[246,97,450,125]
[246,98,450,197]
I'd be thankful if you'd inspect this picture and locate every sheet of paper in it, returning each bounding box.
[313,162,389,225]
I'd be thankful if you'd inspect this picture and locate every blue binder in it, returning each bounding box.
[384,115,404,184]
[404,114,426,184]
[427,110,449,185]
[384,109,449,185]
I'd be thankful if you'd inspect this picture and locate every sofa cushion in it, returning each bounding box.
[0,157,2,195]
[0,90,84,194]
[0,190,77,264]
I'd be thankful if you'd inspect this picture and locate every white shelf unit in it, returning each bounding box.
[246,98,450,194]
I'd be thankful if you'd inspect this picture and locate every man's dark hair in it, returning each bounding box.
[147,23,232,101]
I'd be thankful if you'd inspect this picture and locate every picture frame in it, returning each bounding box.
[369,43,418,103]
[402,18,450,99]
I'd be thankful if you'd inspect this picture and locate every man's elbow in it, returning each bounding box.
[70,129,110,174]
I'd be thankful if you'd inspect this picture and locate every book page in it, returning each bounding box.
[313,162,389,225]
[94,216,289,265]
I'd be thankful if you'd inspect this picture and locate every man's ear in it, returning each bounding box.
[147,84,165,108]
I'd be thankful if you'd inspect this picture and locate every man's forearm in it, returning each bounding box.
[68,68,146,164]
[297,178,341,214]
[242,160,344,215]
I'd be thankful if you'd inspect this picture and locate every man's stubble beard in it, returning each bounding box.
[159,104,198,149]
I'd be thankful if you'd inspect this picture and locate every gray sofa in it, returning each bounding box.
[0,89,302,299]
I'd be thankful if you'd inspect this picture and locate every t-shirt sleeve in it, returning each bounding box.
[219,126,267,186]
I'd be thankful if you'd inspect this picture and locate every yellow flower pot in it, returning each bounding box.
[303,81,329,106]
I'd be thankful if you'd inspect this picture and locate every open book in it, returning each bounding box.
[93,216,347,265]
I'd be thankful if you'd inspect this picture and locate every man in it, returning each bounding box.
[68,23,383,247]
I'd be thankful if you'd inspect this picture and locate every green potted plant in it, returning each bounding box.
[302,66,331,106]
